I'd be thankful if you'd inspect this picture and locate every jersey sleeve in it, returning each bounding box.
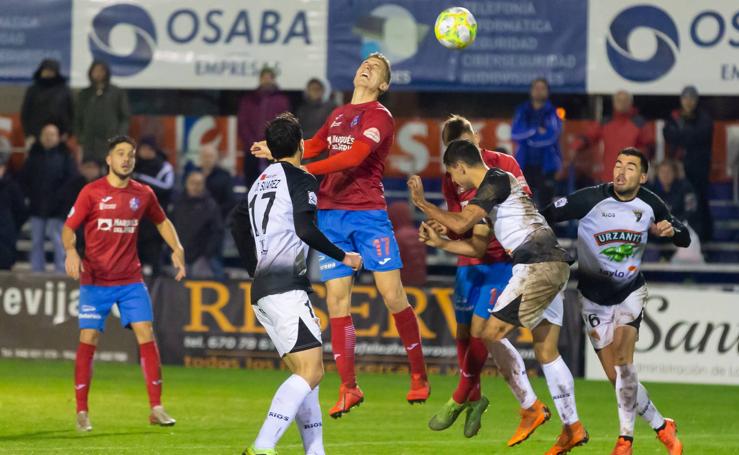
[639,187,692,248]
[64,185,92,231]
[229,200,257,276]
[354,108,394,151]
[495,153,532,196]
[288,171,319,214]
[144,186,167,224]
[469,170,511,213]
[541,185,605,223]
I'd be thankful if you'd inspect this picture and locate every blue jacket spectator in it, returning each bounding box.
[511,78,562,208]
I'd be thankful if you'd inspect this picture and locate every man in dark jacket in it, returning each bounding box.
[663,85,714,242]
[237,67,290,187]
[0,153,28,270]
[171,171,224,278]
[297,78,337,139]
[21,59,74,144]
[75,60,131,164]
[133,138,174,276]
[511,78,562,208]
[648,160,698,261]
[19,123,77,272]
[198,144,235,221]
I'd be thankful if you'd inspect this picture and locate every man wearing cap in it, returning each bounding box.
[663,85,714,243]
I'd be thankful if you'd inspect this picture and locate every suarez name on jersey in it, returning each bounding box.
[65,178,166,286]
[313,100,394,211]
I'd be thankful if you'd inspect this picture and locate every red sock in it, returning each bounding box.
[330,316,357,388]
[139,341,162,408]
[453,337,488,404]
[455,337,469,371]
[393,307,427,377]
[75,342,96,412]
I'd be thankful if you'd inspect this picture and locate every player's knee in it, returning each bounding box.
[456,324,471,340]
[533,342,559,364]
[481,322,506,343]
[79,330,100,345]
[298,364,324,389]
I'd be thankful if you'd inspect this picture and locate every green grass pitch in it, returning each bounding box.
[1,359,737,454]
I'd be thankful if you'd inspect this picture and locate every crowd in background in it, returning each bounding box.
[0,57,721,274]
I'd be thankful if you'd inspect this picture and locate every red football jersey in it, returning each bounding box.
[442,149,531,266]
[65,177,166,286]
[311,100,394,210]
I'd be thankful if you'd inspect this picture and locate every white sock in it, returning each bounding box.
[542,356,579,425]
[295,386,325,455]
[490,338,537,409]
[636,381,665,430]
[253,375,312,450]
[615,364,638,437]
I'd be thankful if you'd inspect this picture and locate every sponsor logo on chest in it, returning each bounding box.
[594,229,643,246]
[327,135,354,152]
[97,218,138,234]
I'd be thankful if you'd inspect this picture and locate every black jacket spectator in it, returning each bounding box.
[19,141,77,218]
[171,192,224,265]
[204,166,235,220]
[296,79,337,139]
[21,59,74,140]
[648,179,696,223]
[0,167,28,269]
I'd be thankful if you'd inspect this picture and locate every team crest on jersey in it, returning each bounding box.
[350,114,361,128]
[633,210,643,222]
[129,197,140,211]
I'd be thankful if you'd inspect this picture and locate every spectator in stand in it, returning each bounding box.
[387,200,426,286]
[663,85,714,242]
[19,123,77,273]
[0,152,28,270]
[133,138,174,276]
[21,59,74,146]
[296,78,337,139]
[171,171,224,278]
[237,67,290,187]
[648,160,698,261]
[197,144,236,221]
[75,60,131,164]
[511,78,562,208]
[573,90,654,182]
[58,159,103,255]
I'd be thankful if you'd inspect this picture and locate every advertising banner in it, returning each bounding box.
[0,0,72,84]
[0,272,138,363]
[151,278,584,376]
[588,0,739,94]
[328,0,587,92]
[585,286,739,385]
[70,0,327,89]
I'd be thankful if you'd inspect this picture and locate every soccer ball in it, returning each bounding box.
[434,7,477,49]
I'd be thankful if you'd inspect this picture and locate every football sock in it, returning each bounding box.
[393,307,427,377]
[295,386,325,455]
[254,374,312,450]
[453,336,488,404]
[542,356,579,425]
[75,342,96,413]
[636,382,666,430]
[455,337,470,371]
[139,341,162,408]
[490,338,537,409]
[615,364,638,437]
[330,316,356,388]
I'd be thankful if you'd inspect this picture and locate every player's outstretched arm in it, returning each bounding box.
[61,225,82,280]
[251,137,328,162]
[407,175,486,234]
[419,222,489,258]
[156,219,186,281]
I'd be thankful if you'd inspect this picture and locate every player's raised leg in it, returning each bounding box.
[374,269,429,403]
[325,275,365,418]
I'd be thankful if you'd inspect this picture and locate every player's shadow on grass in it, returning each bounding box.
[0,429,163,441]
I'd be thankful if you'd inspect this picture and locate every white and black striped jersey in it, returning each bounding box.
[543,183,691,306]
[469,168,569,265]
[231,161,345,304]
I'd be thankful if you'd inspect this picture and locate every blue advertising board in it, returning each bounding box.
[328,0,587,92]
[0,0,72,83]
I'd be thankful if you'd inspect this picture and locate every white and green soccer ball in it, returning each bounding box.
[434,7,477,49]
